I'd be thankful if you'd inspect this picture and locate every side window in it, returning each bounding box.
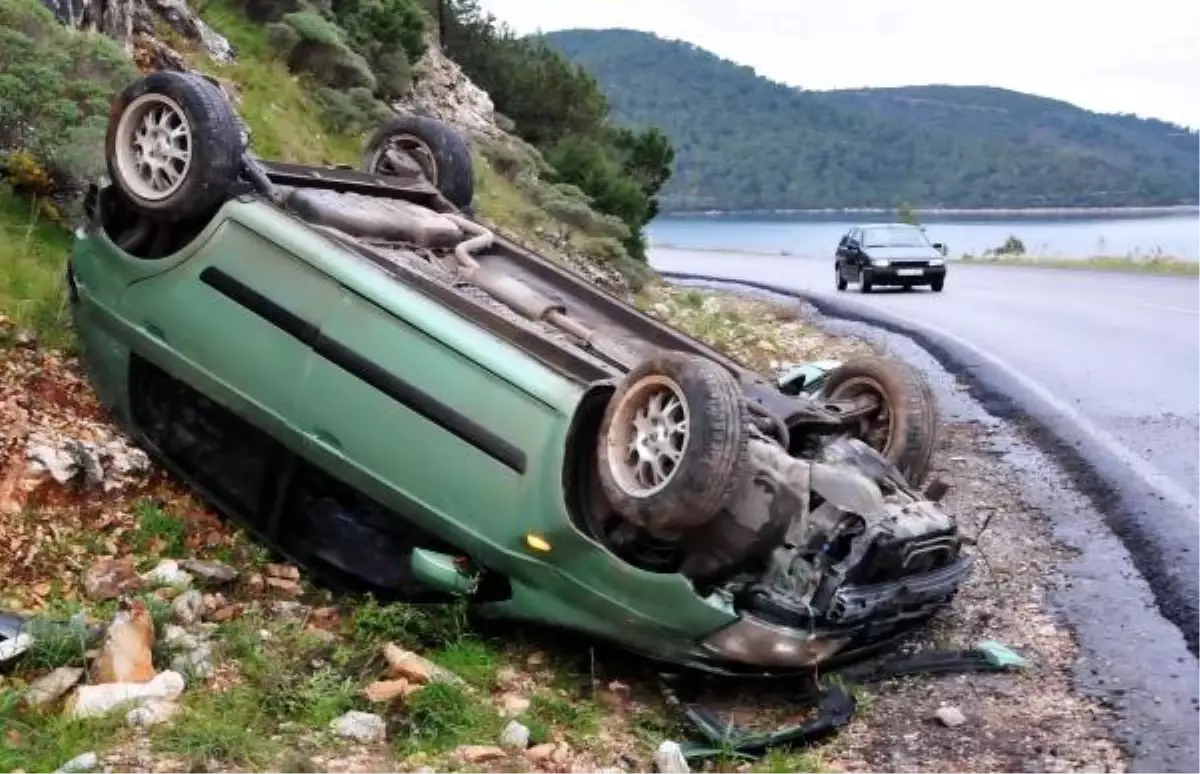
[129,356,281,523]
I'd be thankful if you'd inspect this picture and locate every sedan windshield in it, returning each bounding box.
[861,226,930,248]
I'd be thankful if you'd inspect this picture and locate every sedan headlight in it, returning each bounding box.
[929,258,945,266]
[871,259,890,268]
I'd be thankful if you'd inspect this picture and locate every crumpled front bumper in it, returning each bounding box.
[700,554,974,668]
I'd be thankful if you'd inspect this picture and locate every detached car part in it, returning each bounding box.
[68,70,972,672]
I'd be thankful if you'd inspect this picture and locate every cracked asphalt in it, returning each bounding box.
[652,248,1200,772]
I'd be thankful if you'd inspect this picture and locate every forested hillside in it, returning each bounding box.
[543,28,1200,212]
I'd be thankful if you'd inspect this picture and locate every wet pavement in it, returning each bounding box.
[657,258,1200,772]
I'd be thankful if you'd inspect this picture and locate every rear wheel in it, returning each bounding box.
[860,270,874,293]
[821,357,937,484]
[362,114,474,209]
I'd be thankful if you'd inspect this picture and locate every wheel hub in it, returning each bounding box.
[116,93,193,201]
[608,376,691,496]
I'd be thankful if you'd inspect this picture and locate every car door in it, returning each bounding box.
[119,210,343,449]
[289,275,559,559]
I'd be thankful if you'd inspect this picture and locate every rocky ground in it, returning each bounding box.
[0,286,1124,773]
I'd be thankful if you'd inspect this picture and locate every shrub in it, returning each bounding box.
[0,0,137,193]
[265,20,301,57]
[280,11,376,90]
[330,0,426,99]
[313,86,394,134]
[990,234,1027,256]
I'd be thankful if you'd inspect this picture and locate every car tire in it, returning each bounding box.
[860,270,873,293]
[821,357,937,485]
[931,277,945,292]
[597,351,748,536]
[105,71,243,222]
[363,114,474,210]
[835,265,848,291]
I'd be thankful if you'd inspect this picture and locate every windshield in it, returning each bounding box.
[861,226,930,248]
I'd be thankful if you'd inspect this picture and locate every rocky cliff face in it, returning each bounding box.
[40,0,233,70]
[394,41,499,138]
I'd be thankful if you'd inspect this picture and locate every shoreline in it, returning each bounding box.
[649,244,1200,276]
[655,204,1200,219]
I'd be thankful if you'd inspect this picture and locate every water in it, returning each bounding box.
[647,211,1200,261]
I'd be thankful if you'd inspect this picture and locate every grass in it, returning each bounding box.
[153,685,281,769]
[132,500,189,558]
[0,186,74,349]
[393,681,502,756]
[958,253,1199,275]
[0,689,127,773]
[192,0,362,166]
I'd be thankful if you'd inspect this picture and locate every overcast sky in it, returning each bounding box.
[474,0,1200,129]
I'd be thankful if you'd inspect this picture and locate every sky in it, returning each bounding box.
[474,0,1200,129]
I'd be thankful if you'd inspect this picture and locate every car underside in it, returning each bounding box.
[70,70,973,673]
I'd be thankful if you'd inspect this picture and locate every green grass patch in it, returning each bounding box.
[428,638,499,689]
[0,688,126,773]
[749,748,831,773]
[529,692,600,739]
[0,186,73,349]
[153,685,280,769]
[348,596,469,650]
[958,254,1199,275]
[132,500,189,558]
[393,681,501,756]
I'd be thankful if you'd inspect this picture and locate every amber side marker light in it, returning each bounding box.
[525,534,552,552]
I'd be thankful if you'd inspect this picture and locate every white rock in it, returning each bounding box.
[126,698,180,728]
[654,741,689,774]
[0,632,34,663]
[179,559,238,586]
[499,719,530,750]
[69,670,186,719]
[24,666,85,708]
[330,710,386,743]
[171,589,205,625]
[141,560,193,588]
[55,751,98,773]
[934,705,967,727]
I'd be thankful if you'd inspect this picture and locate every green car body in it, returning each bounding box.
[69,192,749,667]
[71,72,971,674]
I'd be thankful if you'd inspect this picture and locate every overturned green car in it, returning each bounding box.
[67,71,971,673]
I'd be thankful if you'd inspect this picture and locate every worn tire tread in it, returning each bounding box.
[823,357,937,485]
[597,351,749,534]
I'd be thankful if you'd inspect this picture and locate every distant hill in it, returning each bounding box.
[541,28,1200,212]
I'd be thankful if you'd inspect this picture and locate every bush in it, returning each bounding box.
[0,0,137,193]
[265,20,301,57]
[330,0,426,99]
[279,11,376,90]
[990,234,1027,256]
[313,86,394,134]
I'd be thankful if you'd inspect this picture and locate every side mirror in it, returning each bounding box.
[933,242,947,256]
[846,240,860,252]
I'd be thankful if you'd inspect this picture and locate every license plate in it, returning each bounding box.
[897,268,924,276]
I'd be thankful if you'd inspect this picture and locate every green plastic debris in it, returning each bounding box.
[977,639,1031,669]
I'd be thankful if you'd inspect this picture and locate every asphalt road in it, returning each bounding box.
[651,247,1200,770]
[651,248,1200,647]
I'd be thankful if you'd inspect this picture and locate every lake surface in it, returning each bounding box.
[647,211,1200,261]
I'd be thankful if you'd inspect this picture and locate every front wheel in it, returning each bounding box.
[860,270,873,293]
[835,265,848,291]
[931,277,945,292]
[596,351,749,536]
[821,357,937,484]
